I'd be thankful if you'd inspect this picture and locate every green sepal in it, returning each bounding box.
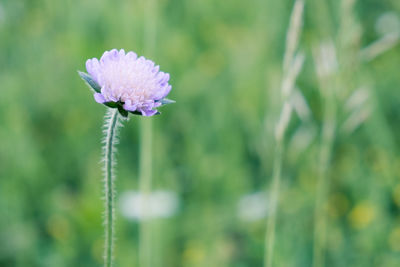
[118,106,129,117]
[158,98,175,106]
[127,110,142,116]
[78,71,101,93]
[104,102,119,108]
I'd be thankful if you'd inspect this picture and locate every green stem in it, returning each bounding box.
[312,91,336,267]
[139,118,153,267]
[139,0,157,266]
[264,142,283,267]
[103,109,120,267]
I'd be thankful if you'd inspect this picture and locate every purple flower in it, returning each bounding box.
[79,49,173,117]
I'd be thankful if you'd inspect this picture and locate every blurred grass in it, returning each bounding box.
[1,0,400,266]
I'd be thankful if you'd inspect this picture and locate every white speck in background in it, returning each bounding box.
[119,190,179,221]
[375,12,400,36]
[237,192,269,222]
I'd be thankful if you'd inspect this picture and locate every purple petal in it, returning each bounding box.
[94,93,106,104]
[153,102,162,108]
[126,51,138,61]
[156,72,166,82]
[123,101,138,112]
[107,95,118,102]
[162,73,170,83]
[85,58,101,83]
[140,108,158,116]
[154,85,172,100]
[152,65,160,73]
[137,56,146,64]
[118,49,126,57]
[100,86,118,102]
[146,59,155,69]
[101,49,119,63]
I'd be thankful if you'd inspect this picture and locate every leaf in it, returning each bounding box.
[159,98,176,106]
[78,71,101,93]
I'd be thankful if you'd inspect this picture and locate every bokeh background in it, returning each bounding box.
[1,0,400,266]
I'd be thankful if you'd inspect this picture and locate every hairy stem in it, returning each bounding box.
[103,108,121,267]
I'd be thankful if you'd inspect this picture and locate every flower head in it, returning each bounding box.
[79,49,173,116]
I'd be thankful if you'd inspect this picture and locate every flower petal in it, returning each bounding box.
[123,101,138,112]
[100,49,119,63]
[126,51,137,61]
[140,108,158,116]
[94,93,106,104]
[85,59,101,83]
[154,85,172,100]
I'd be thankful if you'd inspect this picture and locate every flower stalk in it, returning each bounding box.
[103,108,123,267]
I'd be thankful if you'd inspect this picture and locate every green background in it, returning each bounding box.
[1,0,400,266]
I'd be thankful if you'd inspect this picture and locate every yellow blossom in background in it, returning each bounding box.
[348,202,376,229]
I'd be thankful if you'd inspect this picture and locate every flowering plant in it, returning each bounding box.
[78,49,173,267]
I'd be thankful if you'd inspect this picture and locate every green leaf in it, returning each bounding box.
[159,98,175,106]
[78,71,101,93]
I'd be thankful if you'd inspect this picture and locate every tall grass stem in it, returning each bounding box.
[139,0,157,266]
[264,1,304,266]
[312,92,335,267]
[264,142,283,267]
[312,43,337,267]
